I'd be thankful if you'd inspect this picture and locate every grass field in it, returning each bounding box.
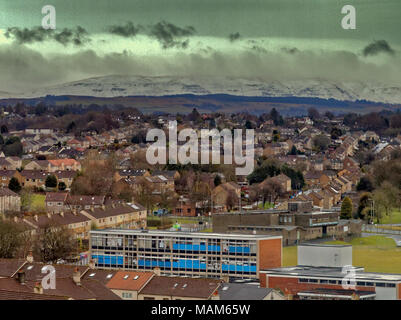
[380,209,401,224]
[31,193,46,212]
[283,236,401,274]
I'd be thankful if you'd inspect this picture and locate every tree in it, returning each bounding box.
[20,189,33,212]
[373,181,399,223]
[0,125,8,134]
[307,107,320,120]
[3,136,23,157]
[247,160,281,184]
[214,174,222,187]
[33,223,78,263]
[312,134,330,152]
[356,176,374,192]
[330,127,342,140]
[8,177,21,193]
[225,189,239,212]
[45,175,58,188]
[341,197,353,219]
[357,193,372,220]
[0,220,25,258]
[58,181,67,191]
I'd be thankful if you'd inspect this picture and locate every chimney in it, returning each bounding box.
[153,267,161,276]
[13,216,18,223]
[34,282,43,294]
[90,207,95,212]
[72,209,77,216]
[34,215,38,222]
[47,212,52,219]
[60,212,64,217]
[26,251,34,263]
[17,270,26,285]
[102,205,106,211]
[88,259,96,269]
[73,267,81,286]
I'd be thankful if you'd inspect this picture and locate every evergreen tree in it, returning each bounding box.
[45,175,58,188]
[341,197,353,219]
[8,177,21,193]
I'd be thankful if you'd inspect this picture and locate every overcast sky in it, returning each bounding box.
[0,0,400,93]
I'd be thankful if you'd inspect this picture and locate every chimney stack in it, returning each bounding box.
[34,282,43,294]
[153,267,161,276]
[47,212,52,219]
[34,215,38,222]
[26,251,34,263]
[60,212,64,217]
[17,270,26,285]
[73,267,81,286]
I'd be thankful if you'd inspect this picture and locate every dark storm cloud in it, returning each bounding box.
[4,27,52,44]
[5,26,90,46]
[54,26,91,46]
[229,32,241,42]
[281,47,300,54]
[148,21,196,49]
[363,40,395,57]
[107,22,143,37]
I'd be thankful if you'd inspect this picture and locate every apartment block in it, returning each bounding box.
[90,229,282,280]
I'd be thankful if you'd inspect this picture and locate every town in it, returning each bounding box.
[0,101,400,300]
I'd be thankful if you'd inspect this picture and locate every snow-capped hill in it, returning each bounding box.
[5,75,401,104]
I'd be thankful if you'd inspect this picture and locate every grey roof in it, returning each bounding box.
[261,266,401,282]
[219,283,272,300]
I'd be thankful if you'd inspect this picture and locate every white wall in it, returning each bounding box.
[298,245,352,268]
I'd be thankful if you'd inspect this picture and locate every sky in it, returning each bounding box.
[0,0,400,93]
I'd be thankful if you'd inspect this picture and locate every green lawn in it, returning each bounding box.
[379,209,401,224]
[258,202,274,209]
[31,193,46,213]
[283,236,401,274]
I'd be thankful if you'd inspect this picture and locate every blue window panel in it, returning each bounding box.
[207,245,221,252]
[243,266,250,272]
[138,260,145,266]
[236,265,243,272]
[200,263,207,270]
[251,266,257,272]
[229,265,236,272]
[222,264,228,271]
[200,245,206,251]
[193,245,200,251]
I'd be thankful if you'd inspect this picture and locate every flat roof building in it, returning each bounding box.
[260,244,401,300]
[90,229,282,280]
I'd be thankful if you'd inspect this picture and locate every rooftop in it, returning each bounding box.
[261,266,401,282]
[90,228,282,240]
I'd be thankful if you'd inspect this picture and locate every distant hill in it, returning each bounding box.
[0,93,399,116]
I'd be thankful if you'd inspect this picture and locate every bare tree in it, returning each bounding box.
[33,222,78,264]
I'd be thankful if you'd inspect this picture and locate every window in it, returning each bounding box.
[299,278,308,283]
[320,279,328,284]
[375,283,386,287]
[144,297,155,300]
